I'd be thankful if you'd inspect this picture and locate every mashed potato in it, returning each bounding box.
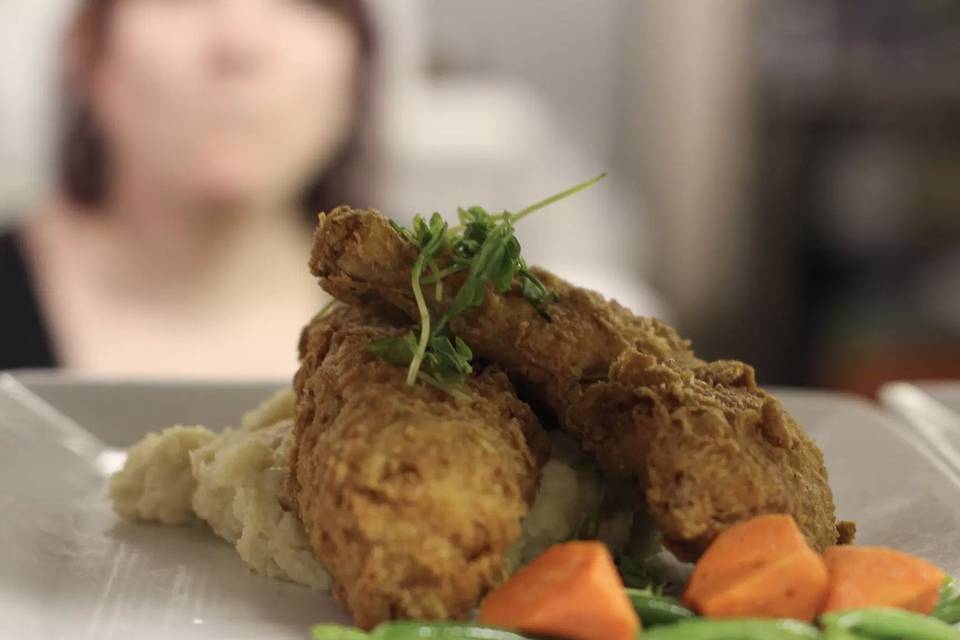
[110,389,331,590]
[240,388,297,431]
[109,425,216,525]
[506,458,601,569]
[507,432,649,570]
[190,418,331,590]
[110,392,645,590]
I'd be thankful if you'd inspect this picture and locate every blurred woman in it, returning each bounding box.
[0,0,374,377]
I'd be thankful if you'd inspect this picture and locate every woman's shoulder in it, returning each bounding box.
[0,227,58,369]
[0,227,29,285]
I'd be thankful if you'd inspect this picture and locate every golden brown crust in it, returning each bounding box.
[309,207,845,559]
[290,305,547,628]
[604,353,837,560]
[836,520,858,545]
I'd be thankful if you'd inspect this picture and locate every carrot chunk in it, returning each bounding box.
[683,514,828,621]
[821,545,946,615]
[478,541,639,640]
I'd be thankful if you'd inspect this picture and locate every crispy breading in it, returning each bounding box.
[290,305,548,629]
[587,352,841,560]
[308,206,847,560]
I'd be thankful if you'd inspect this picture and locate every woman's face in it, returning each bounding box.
[88,0,360,211]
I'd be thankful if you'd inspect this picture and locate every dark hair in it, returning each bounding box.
[60,0,376,221]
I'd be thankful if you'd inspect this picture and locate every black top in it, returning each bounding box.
[0,230,57,370]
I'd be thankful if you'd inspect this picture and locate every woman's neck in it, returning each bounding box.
[31,193,314,303]
[23,193,324,378]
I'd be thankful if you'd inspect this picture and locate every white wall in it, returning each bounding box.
[371,0,662,313]
[425,0,629,165]
[0,0,76,220]
[620,0,757,328]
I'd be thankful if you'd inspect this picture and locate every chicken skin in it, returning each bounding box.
[307,206,848,560]
[290,305,548,629]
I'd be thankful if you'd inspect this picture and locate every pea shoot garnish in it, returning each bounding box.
[368,173,606,396]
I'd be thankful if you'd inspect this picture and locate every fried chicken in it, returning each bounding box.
[308,206,847,560]
[289,304,549,629]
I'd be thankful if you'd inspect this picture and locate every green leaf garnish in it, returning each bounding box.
[372,173,606,394]
[510,172,606,223]
[406,212,449,386]
[619,554,669,594]
[368,329,474,398]
[368,332,419,367]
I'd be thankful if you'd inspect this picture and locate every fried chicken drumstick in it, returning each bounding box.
[290,305,548,628]
[308,206,849,560]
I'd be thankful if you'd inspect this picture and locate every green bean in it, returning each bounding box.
[637,618,820,639]
[935,602,960,627]
[625,588,696,626]
[934,576,960,625]
[821,607,960,640]
[313,622,534,640]
[312,624,370,640]
[820,628,868,640]
[370,622,532,640]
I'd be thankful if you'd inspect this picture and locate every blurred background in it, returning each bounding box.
[0,0,958,394]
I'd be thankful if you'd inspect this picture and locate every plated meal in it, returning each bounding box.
[108,177,960,639]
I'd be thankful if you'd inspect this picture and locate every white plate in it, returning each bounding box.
[879,382,960,489]
[881,381,960,417]
[2,373,959,639]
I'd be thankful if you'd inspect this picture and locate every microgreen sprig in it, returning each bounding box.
[370,173,606,395]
